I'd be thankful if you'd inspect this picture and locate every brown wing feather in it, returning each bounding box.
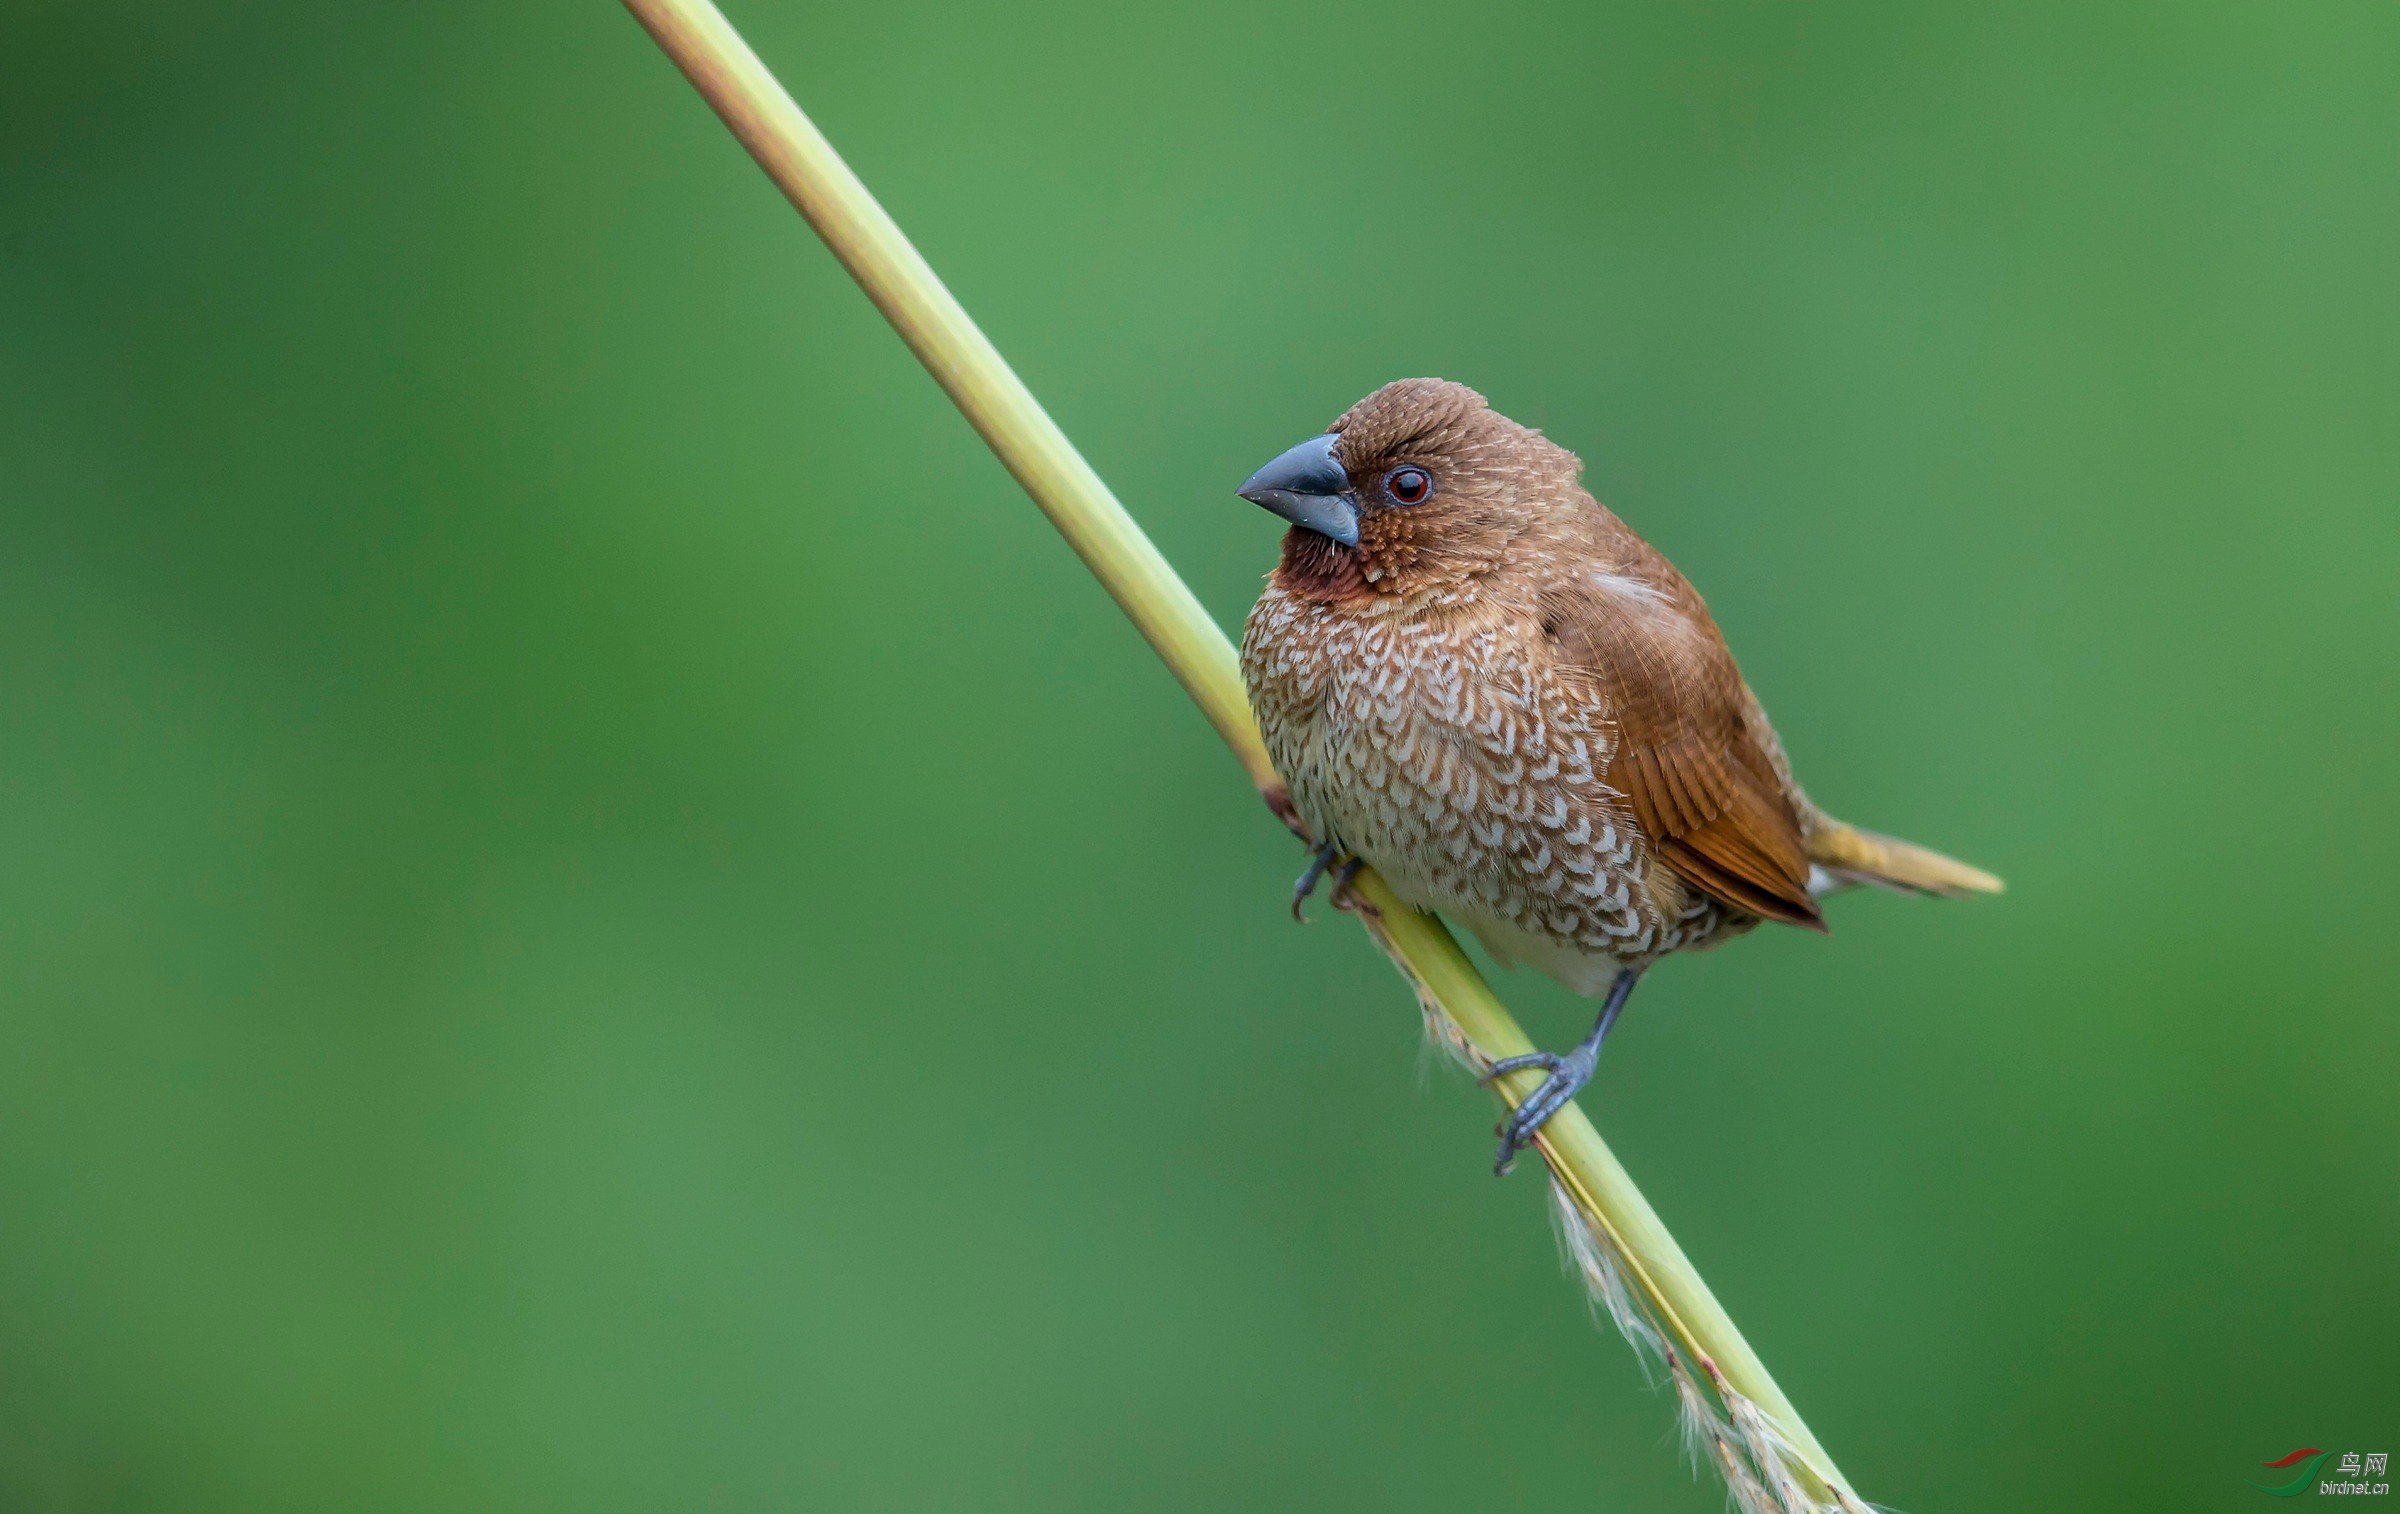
[1539,558,1824,931]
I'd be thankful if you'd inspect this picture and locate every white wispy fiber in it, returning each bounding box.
[1398,945,1873,1514]
[1549,1173,1870,1514]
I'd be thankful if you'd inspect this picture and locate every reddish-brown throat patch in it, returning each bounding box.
[1272,526,1371,604]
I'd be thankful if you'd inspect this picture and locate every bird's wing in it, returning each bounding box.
[1538,567,1824,930]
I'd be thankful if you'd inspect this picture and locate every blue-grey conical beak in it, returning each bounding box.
[1237,433,1358,547]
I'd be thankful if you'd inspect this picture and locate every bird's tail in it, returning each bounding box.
[1804,815,2003,899]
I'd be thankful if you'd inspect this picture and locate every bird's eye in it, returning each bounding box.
[1387,467,1432,505]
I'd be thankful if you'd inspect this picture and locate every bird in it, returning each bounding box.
[1234,378,2000,1173]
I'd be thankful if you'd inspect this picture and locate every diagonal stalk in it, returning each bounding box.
[619,2,1872,1507]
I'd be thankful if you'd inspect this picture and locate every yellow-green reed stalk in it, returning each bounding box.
[620,4,1876,1509]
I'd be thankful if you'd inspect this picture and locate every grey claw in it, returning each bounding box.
[1290,841,1342,922]
[1489,1048,1599,1175]
[1484,964,1644,1177]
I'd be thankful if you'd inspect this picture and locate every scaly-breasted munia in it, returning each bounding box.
[1236,379,1999,1172]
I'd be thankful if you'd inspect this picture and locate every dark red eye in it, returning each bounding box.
[1387,467,1432,505]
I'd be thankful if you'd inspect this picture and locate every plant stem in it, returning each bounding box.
[619,1,1864,1505]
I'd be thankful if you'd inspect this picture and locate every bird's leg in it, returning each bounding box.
[1291,840,1344,921]
[1481,965,1645,1176]
[1291,843,1378,922]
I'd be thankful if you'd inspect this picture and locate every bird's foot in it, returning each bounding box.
[1291,841,1339,920]
[1292,842,1349,920]
[1479,965,1641,1175]
[1480,1042,1599,1176]
[1292,844,1376,922]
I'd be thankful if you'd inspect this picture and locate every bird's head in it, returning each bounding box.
[1236,378,1581,606]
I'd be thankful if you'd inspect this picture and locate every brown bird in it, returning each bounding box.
[1236,379,1999,1172]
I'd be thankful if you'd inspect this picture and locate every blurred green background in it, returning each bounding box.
[3,1,2395,1509]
